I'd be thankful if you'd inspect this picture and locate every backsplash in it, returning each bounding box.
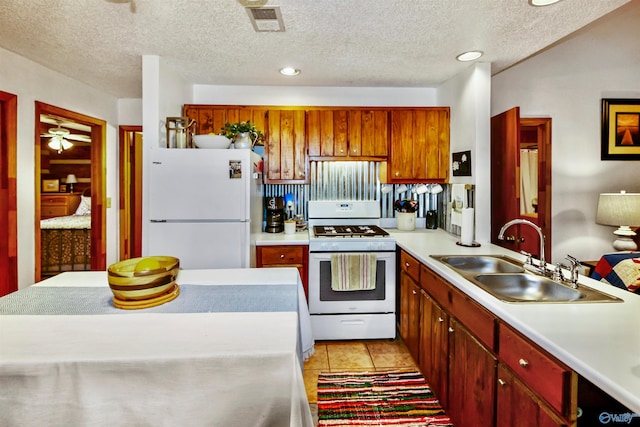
[264,161,447,222]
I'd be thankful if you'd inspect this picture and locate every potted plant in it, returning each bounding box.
[220,121,265,148]
[394,199,418,231]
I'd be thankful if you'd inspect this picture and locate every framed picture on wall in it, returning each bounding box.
[42,179,59,193]
[601,98,640,160]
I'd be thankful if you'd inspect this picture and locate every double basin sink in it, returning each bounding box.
[431,255,622,303]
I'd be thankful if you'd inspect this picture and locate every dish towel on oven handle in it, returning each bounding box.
[330,253,377,291]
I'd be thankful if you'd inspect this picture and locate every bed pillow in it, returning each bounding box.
[74,196,91,216]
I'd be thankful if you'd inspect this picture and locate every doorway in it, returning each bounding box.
[491,107,552,261]
[34,102,107,281]
[119,126,143,260]
[0,91,17,296]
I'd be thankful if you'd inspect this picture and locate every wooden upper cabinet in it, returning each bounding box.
[307,108,388,160]
[388,108,450,183]
[183,105,267,136]
[264,109,308,183]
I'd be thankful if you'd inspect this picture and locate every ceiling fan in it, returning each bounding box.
[45,124,73,153]
[40,117,92,153]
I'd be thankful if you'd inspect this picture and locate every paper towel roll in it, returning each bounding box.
[461,208,475,245]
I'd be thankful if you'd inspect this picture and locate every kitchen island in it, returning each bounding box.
[389,228,640,418]
[0,268,314,427]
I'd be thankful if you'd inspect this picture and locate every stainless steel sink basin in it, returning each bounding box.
[432,255,525,274]
[432,254,622,303]
[474,274,584,302]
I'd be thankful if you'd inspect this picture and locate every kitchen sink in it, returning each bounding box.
[433,255,525,274]
[432,255,623,303]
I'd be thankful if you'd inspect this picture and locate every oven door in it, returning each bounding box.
[308,250,396,314]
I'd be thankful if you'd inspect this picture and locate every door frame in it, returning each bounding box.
[0,91,18,296]
[119,125,143,260]
[491,107,552,260]
[34,102,107,281]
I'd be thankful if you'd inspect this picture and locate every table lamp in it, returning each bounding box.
[66,174,78,193]
[596,191,640,251]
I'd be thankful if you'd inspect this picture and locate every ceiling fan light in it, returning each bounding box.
[456,51,483,62]
[48,136,73,153]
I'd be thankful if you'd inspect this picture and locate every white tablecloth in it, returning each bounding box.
[0,268,314,427]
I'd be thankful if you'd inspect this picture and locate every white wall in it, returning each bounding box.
[192,85,437,107]
[0,46,119,289]
[438,63,492,242]
[492,4,640,263]
[141,55,192,255]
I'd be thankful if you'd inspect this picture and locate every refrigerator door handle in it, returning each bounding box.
[150,219,167,223]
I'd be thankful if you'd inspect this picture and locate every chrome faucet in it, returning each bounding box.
[498,219,547,273]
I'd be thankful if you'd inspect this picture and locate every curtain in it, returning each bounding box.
[520,149,538,214]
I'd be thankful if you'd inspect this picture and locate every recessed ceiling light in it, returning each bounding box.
[528,0,563,6]
[280,67,300,76]
[456,51,483,62]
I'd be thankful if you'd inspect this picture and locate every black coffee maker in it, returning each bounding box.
[265,196,285,233]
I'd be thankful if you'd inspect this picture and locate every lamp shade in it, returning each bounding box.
[65,174,78,184]
[596,191,640,251]
[596,191,640,227]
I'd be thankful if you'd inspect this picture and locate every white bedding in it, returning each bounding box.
[40,214,91,229]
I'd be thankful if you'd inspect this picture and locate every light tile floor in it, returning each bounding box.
[303,339,419,404]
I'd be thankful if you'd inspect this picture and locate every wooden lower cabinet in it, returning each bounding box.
[419,290,449,409]
[497,364,569,427]
[399,270,421,360]
[448,318,497,427]
[397,253,578,427]
[256,245,308,300]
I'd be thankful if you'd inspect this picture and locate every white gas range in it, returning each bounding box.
[307,200,396,340]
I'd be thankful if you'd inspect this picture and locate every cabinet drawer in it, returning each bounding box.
[421,265,496,351]
[260,246,305,265]
[499,323,574,416]
[42,206,67,217]
[400,250,420,282]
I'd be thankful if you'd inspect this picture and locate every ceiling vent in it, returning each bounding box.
[246,6,285,32]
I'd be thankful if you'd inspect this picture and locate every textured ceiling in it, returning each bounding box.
[0,0,632,98]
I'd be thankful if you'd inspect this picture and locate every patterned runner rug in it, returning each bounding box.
[317,370,453,426]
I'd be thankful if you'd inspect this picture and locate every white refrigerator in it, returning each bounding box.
[146,148,263,269]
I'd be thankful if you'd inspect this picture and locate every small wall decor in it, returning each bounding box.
[452,150,472,176]
[601,98,640,160]
[42,179,59,193]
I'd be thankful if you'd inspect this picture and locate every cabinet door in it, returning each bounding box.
[184,105,266,136]
[307,109,349,158]
[399,270,421,360]
[389,108,449,183]
[419,290,449,409]
[448,318,497,427]
[349,110,388,157]
[265,109,308,183]
[497,364,568,427]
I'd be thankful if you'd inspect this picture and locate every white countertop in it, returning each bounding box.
[389,228,640,414]
[257,230,310,245]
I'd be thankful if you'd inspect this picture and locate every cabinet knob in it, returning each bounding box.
[340,149,344,153]
[280,254,285,259]
[498,378,506,387]
[438,317,444,323]
[518,358,529,368]
[448,327,454,333]
[395,171,400,176]
[405,262,410,267]
[412,289,417,295]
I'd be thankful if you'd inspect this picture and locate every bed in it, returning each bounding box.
[40,194,91,276]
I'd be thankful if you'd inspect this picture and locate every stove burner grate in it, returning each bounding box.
[313,225,389,238]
